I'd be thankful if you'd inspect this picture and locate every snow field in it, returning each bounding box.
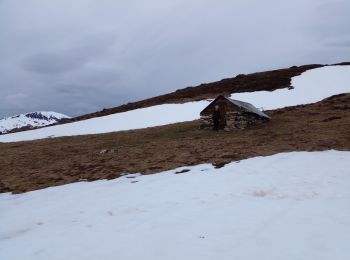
[1,151,350,260]
[231,65,350,110]
[0,101,210,142]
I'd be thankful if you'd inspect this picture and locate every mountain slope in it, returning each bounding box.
[0,65,349,143]
[1,62,350,260]
[0,111,70,134]
[55,62,350,123]
[1,92,349,193]
[1,62,348,137]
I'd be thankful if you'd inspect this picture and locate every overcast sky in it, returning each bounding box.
[1,0,349,118]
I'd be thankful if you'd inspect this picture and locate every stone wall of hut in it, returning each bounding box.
[200,111,268,130]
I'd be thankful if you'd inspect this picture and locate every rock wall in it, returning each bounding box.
[200,111,268,130]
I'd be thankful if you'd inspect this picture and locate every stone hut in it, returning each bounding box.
[200,95,270,130]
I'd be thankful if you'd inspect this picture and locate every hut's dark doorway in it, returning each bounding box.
[218,104,227,129]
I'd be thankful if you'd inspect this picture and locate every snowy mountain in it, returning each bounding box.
[0,111,70,134]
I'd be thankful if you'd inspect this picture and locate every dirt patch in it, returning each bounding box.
[1,93,350,194]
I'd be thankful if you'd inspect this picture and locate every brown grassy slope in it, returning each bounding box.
[1,93,349,194]
[61,64,324,123]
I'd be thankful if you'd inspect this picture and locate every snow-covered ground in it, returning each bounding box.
[0,65,349,142]
[1,150,350,260]
[0,111,69,134]
[231,65,350,110]
[0,101,209,142]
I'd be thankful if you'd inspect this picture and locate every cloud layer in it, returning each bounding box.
[1,0,349,118]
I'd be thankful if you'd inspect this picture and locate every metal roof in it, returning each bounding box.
[226,97,270,119]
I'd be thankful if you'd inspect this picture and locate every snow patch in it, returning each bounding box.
[1,151,350,260]
[0,101,209,142]
[230,65,350,110]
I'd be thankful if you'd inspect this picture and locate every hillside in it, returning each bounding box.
[3,62,348,134]
[1,63,350,260]
[1,92,349,193]
[62,64,325,122]
[1,64,349,142]
[61,62,349,122]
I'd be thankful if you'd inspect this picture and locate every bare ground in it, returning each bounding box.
[1,93,350,194]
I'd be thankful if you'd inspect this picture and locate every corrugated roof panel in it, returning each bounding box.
[226,97,270,119]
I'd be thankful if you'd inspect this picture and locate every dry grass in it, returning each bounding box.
[1,94,350,193]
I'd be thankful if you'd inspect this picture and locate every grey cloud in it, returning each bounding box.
[22,51,89,74]
[22,34,117,75]
[1,0,350,118]
[55,85,100,96]
[327,40,350,48]
[307,1,350,41]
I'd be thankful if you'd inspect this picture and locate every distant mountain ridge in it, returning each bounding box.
[0,111,70,134]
